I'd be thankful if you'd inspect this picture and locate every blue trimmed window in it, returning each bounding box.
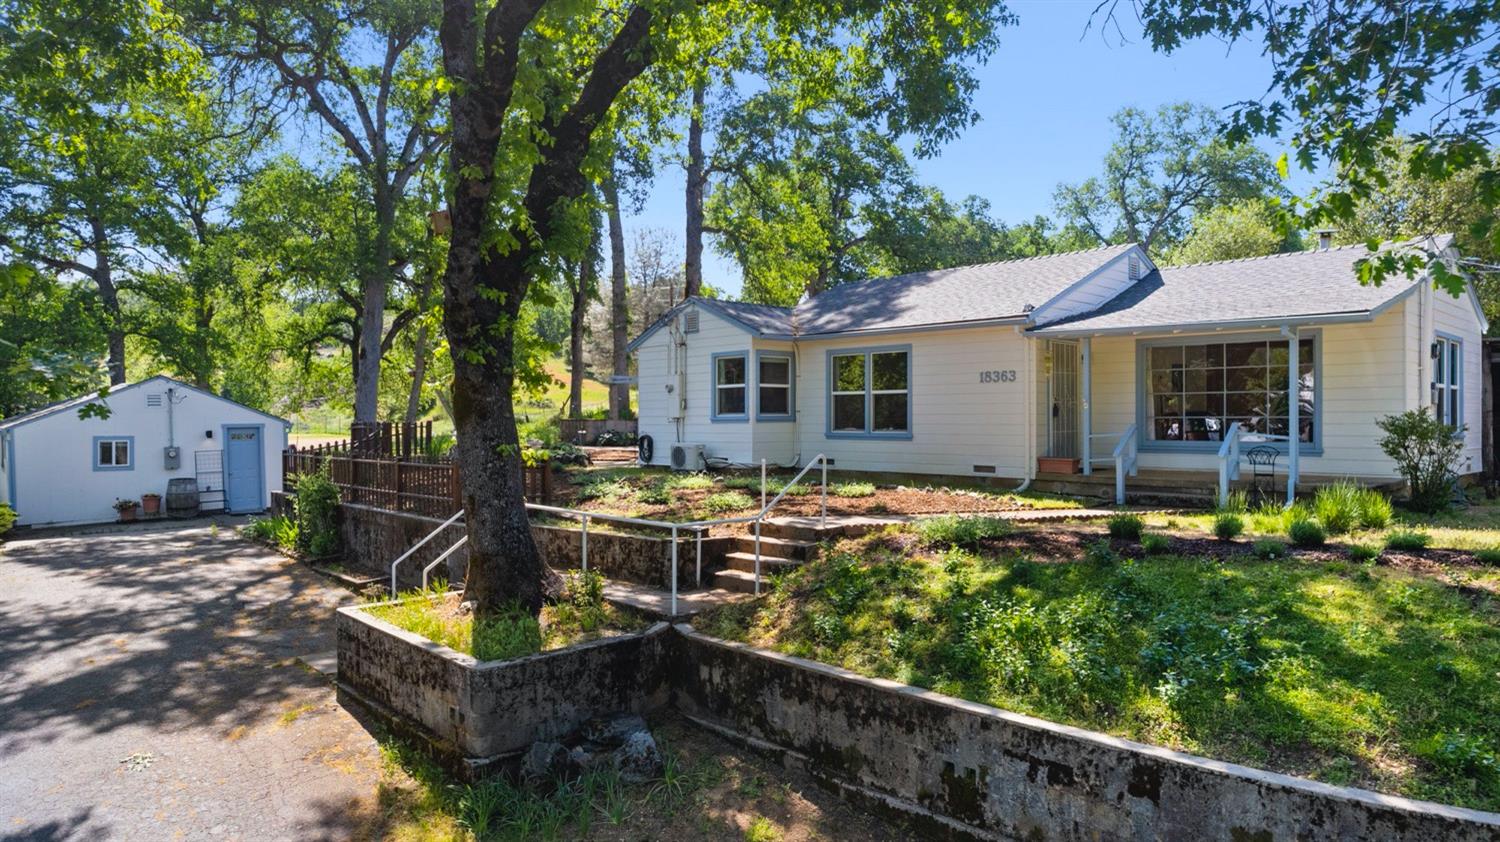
[1433,335,1463,430]
[757,353,794,420]
[1144,337,1316,445]
[93,436,134,471]
[711,352,749,421]
[827,347,911,437]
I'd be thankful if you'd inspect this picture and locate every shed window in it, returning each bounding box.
[828,348,910,437]
[758,354,793,418]
[1145,337,1316,444]
[713,353,748,419]
[94,437,133,470]
[1433,336,1463,429]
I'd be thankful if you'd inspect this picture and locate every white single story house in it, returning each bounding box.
[628,236,1488,502]
[0,375,289,527]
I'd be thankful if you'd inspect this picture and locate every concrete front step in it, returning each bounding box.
[723,551,802,574]
[731,534,819,560]
[759,515,900,542]
[712,568,770,594]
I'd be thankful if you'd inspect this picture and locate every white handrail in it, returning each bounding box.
[1216,421,1244,508]
[390,509,465,596]
[386,454,833,615]
[421,535,469,589]
[1110,424,1138,505]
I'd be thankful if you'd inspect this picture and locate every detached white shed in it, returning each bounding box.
[0,376,289,527]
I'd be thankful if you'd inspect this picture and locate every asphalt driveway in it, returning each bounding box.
[0,521,383,841]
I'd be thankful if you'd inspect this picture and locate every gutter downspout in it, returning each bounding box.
[1014,326,1034,493]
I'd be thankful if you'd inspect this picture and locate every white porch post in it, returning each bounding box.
[1286,328,1300,506]
[1081,337,1093,475]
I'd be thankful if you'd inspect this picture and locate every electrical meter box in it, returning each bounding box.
[164,446,181,470]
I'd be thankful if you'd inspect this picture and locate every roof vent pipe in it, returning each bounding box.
[1316,229,1335,251]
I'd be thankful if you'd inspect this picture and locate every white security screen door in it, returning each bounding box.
[1048,341,1080,458]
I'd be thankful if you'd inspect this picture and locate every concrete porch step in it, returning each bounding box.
[723,551,802,574]
[759,515,900,542]
[731,534,819,560]
[712,568,776,594]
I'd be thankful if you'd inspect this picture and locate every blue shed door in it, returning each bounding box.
[224,426,264,513]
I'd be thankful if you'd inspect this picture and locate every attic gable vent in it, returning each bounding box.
[683,309,700,334]
[1128,254,1141,280]
[146,393,163,407]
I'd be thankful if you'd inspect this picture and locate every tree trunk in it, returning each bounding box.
[89,219,126,385]
[568,265,588,419]
[604,169,629,420]
[683,78,706,300]
[353,184,395,423]
[405,321,429,423]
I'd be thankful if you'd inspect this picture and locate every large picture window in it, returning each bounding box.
[757,353,793,419]
[1433,335,1463,429]
[712,352,748,421]
[1145,337,1315,444]
[828,347,910,437]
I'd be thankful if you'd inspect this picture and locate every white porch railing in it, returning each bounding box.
[1217,424,1295,507]
[1110,424,1139,505]
[388,455,832,616]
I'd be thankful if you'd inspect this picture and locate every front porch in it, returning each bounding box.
[1029,465,1406,508]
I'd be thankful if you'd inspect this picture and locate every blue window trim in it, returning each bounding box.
[824,344,914,440]
[755,350,796,422]
[1133,330,1323,456]
[222,423,266,513]
[709,351,750,423]
[5,432,17,513]
[1435,331,1465,438]
[91,435,136,471]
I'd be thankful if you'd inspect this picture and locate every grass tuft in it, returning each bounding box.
[1106,513,1144,540]
[831,481,877,498]
[1385,529,1432,552]
[915,515,1012,548]
[1214,513,1245,542]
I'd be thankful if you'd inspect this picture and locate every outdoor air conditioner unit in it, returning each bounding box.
[670,443,707,471]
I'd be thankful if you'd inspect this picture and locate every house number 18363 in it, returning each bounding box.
[979,369,1017,383]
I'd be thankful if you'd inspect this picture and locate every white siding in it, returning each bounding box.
[1087,308,1414,479]
[8,379,286,526]
[794,327,1032,477]
[751,339,799,467]
[1030,249,1147,326]
[1429,278,1486,475]
[634,305,756,466]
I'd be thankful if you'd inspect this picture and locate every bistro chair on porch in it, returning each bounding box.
[1245,446,1279,506]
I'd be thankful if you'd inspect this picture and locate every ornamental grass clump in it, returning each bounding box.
[1214,513,1245,542]
[831,481,876,498]
[1140,533,1171,555]
[915,515,1012,548]
[1107,513,1144,540]
[1385,529,1432,552]
[1313,481,1362,535]
[1287,517,1326,548]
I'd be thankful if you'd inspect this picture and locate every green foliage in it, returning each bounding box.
[238,516,279,543]
[0,266,105,417]
[1377,410,1465,514]
[293,469,340,558]
[1349,543,1382,563]
[1287,517,1326,548]
[668,473,716,491]
[0,502,16,536]
[1141,533,1171,555]
[700,491,754,514]
[1217,489,1249,514]
[273,516,299,552]
[1313,481,1364,536]
[914,515,1012,548]
[1164,198,1301,265]
[1476,547,1500,567]
[1386,530,1432,552]
[744,816,783,842]
[1214,513,1245,542]
[1253,539,1289,560]
[636,481,672,506]
[1355,488,1395,529]
[831,481,876,498]
[1084,539,1119,565]
[1107,513,1144,540]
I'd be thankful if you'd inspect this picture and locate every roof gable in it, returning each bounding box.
[0,375,288,432]
[627,298,794,352]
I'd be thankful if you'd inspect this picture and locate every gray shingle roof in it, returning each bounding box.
[790,243,1136,336]
[707,299,795,336]
[1031,240,1448,335]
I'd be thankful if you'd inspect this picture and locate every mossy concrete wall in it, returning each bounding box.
[336,604,670,774]
[669,626,1500,842]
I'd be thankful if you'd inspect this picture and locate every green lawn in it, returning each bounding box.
[697,526,1500,810]
[1145,495,1500,553]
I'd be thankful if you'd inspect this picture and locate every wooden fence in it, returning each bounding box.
[558,418,638,446]
[283,450,553,518]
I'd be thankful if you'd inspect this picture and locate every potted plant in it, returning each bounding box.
[141,493,162,516]
[113,498,140,522]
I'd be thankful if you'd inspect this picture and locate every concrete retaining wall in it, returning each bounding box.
[669,626,1500,842]
[337,603,670,767]
[338,503,467,590]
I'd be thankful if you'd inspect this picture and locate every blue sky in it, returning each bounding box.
[628,0,1293,297]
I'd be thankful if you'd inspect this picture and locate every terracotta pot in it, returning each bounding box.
[141,494,161,515]
[118,506,138,523]
[1037,456,1081,475]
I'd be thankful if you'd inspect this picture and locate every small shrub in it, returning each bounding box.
[700,491,754,514]
[0,503,14,536]
[1313,481,1362,535]
[239,517,279,543]
[293,468,341,557]
[1348,543,1381,563]
[1140,533,1171,555]
[1085,539,1119,565]
[831,481,876,498]
[1385,529,1431,552]
[744,816,783,842]
[575,477,631,502]
[1214,512,1245,542]
[764,478,810,496]
[1475,546,1500,566]
[1253,539,1288,559]
[1417,730,1500,785]
[1106,513,1144,540]
[594,428,636,446]
[1217,489,1249,514]
[1287,517,1326,548]
[669,473,716,491]
[273,516,300,552]
[914,515,1012,547]
[1354,488,1394,529]
[1377,408,1464,513]
[636,479,671,505]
